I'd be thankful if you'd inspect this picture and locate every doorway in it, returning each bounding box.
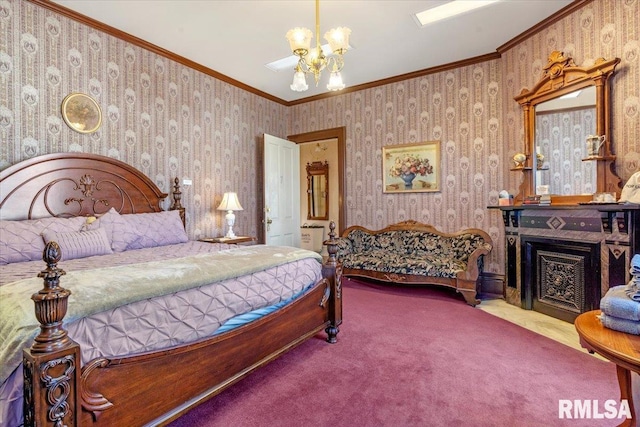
[288,127,346,236]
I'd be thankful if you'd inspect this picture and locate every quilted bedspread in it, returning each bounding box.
[0,245,322,384]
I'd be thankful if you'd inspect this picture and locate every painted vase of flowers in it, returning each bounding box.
[400,172,417,188]
[389,154,433,189]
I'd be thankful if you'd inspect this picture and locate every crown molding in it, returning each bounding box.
[27,0,286,105]
[286,52,502,106]
[497,0,592,54]
[29,0,592,107]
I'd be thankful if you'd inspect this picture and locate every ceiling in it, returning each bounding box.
[51,0,575,104]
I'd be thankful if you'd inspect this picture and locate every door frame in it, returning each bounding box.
[288,127,346,235]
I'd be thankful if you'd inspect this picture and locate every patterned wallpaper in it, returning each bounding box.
[501,0,640,195]
[1,0,289,240]
[3,0,639,275]
[291,0,639,274]
[289,60,505,274]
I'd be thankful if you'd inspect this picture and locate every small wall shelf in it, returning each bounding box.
[582,155,616,162]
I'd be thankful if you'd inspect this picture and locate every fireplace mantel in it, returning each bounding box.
[490,204,640,322]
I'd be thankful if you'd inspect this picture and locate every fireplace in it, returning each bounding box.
[495,206,639,323]
[521,236,600,322]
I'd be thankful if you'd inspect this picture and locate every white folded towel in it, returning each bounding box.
[599,313,640,335]
[602,285,640,320]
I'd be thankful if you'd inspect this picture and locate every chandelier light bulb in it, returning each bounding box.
[326,71,345,91]
[291,69,309,92]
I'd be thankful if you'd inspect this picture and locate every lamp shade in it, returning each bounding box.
[286,27,312,54]
[217,192,243,211]
[324,27,351,53]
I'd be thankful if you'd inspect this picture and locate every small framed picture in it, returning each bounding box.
[61,93,102,134]
[382,141,441,193]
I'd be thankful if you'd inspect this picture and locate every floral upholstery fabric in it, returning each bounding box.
[336,229,490,278]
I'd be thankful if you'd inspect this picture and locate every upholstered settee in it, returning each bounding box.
[335,220,493,306]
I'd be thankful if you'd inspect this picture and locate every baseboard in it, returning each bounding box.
[478,272,505,298]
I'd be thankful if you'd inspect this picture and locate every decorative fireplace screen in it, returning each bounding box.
[521,236,600,322]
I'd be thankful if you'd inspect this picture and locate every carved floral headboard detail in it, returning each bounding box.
[0,153,173,221]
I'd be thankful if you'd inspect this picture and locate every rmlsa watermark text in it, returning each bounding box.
[559,399,631,420]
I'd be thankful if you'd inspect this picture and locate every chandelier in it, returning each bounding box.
[285,0,351,92]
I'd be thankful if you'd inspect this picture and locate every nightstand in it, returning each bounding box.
[198,236,256,245]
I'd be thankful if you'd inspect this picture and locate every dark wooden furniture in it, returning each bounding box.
[575,310,640,427]
[0,153,342,427]
[199,236,256,245]
[338,220,492,306]
[492,51,632,320]
[491,204,640,321]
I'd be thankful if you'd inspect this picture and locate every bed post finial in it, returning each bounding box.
[170,177,183,210]
[322,221,342,343]
[32,242,72,352]
[23,241,81,427]
[324,221,339,266]
[170,177,186,227]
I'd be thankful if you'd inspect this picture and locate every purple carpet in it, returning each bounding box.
[169,279,621,427]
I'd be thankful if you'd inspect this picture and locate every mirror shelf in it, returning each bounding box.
[512,51,622,205]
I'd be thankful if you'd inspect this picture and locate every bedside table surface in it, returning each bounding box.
[199,236,255,244]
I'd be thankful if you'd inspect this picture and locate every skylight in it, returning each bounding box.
[415,0,501,27]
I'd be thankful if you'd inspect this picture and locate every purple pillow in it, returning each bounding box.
[120,210,188,250]
[42,228,113,261]
[87,208,137,252]
[0,217,86,265]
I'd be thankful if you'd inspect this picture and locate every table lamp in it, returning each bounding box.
[217,192,243,238]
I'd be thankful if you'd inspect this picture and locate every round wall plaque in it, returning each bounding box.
[61,93,102,134]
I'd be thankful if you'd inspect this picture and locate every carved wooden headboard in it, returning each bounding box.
[0,153,182,221]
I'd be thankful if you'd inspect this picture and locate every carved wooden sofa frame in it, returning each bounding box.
[336,220,492,306]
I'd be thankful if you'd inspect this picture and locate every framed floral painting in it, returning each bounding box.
[382,141,441,193]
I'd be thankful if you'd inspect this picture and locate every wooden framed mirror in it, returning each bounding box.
[306,161,329,220]
[513,51,622,205]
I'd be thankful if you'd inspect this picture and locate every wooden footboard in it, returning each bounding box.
[22,225,342,427]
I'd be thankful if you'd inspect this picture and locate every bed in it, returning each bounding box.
[0,153,342,427]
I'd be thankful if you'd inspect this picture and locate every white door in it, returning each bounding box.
[263,134,301,246]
